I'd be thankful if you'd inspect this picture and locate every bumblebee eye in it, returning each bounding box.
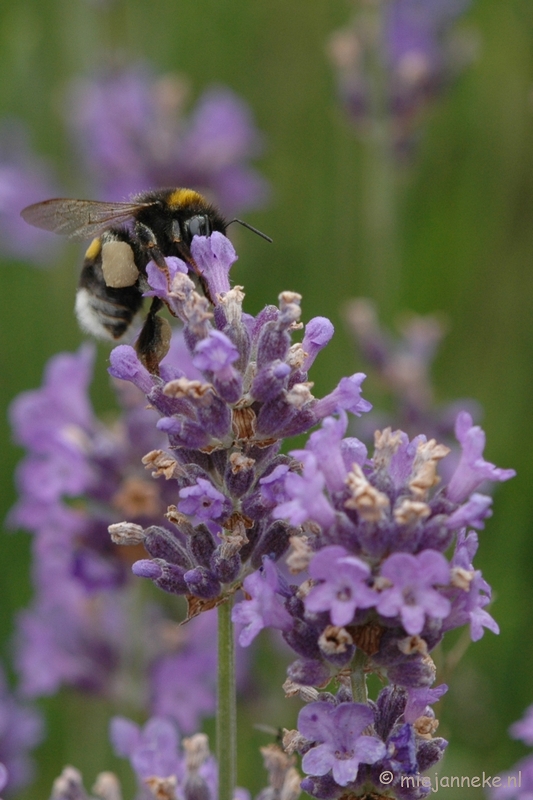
[186,215,211,238]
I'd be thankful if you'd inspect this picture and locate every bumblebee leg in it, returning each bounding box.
[135,221,171,277]
[134,297,171,375]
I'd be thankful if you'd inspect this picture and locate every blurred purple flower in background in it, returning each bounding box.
[0,122,60,264]
[328,0,475,156]
[489,704,533,800]
[1,63,269,266]
[50,714,285,800]
[343,299,482,476]
[0,665,43,794]
[8,336,247,732]
[65,64,270,215]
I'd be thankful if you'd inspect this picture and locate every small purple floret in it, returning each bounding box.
[299,701,386,786]
[377,550,451,635]
[447,411,516,503]
[178,478,229,522]
[305,413,354,493]
[110,716,181,781]
[273,452,335,529]
[305,545,377,626]
[190,232,238,301]
[446,492,493,530]
[313,373,372,420]
[232,558,292,646]
[144,256,188,298]
[404,684,448,724]
[193,329,240,378]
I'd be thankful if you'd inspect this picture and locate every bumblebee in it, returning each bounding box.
[21,187,270,371]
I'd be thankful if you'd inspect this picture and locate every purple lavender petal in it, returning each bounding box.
[313,373,372,420]
[10,345,96,450]
[299,702,385,786]
[377,550,451,635]
[446,492,493,530]
[190,232,238,301]
[404,683,448,723]
[447,411,516,503]
[192,328,239,378]
[259,464,290,506]
[144,256,188,299]
[109,716,142,756]
[340,437,368,471]
[305,413,351,493]
[305,545,377,626]
[232,558,292,645]
[273,452,335,529]
[178,478,229,522]
[110,716,182,782]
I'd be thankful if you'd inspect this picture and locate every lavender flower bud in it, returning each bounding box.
[251,361,291,403]
[184,566,221,599]
[301,316,335,371]
[210,547,241,583]
[187,525,217,568]
[143,526,192,568]
[251,520,293,569]
[132,559,188,595]
[224,452,256,498]
[108,345,154,393]
[256,322,291,368]
[287,658,331,688]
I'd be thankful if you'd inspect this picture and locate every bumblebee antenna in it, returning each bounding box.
[227,218,273,243]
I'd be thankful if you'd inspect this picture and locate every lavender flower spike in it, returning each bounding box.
[447,411,516,503]
[66,67,269,215]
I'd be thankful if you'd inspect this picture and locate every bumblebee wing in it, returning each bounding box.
[20,198,156,241]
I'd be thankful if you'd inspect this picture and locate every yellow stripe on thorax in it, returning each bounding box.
[84,237,102,260]
[167,188,204,209]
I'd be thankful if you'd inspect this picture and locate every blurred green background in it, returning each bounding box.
[1,0,532,798]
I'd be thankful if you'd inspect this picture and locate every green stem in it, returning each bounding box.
[351,647,368,704]
[361,0,401,318]
[217,597,236,800]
